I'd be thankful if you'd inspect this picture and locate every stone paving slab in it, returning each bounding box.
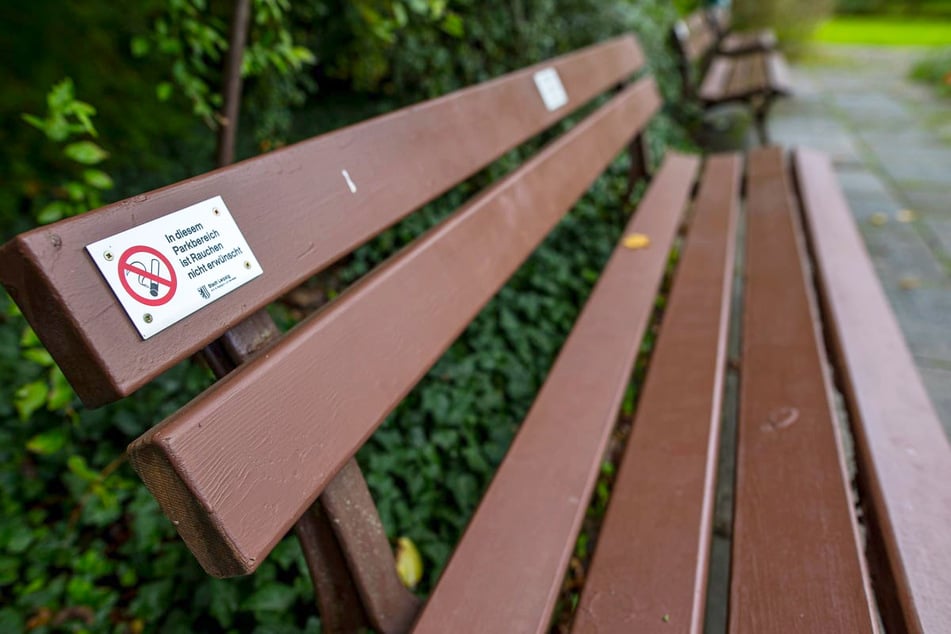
[770,44,951,436]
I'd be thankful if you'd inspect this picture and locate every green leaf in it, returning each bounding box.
[67,455,100,482]
[131,35,151,57]
[208,579,239,627]
[440,12,464,38]
[64,141,109,165]
[156,81,174,101]
[21,113,46,132]
[22,347,54,367]
[26,427,68,455]
[242,583,297,613]
[36,200,71,224]
[83,169,114,190]
[15,380,48,421]
[47,367,74,411]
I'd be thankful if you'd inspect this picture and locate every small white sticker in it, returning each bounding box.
[533,67,568,112]
[86,196,263,339]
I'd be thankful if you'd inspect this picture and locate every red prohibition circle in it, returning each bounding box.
[118,245,177,307]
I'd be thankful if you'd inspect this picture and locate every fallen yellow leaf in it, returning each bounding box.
[869,212,888,227]
[896,209,917,223]
[899,276,921,290]
[623,233,651,250]
[395,536,423,589]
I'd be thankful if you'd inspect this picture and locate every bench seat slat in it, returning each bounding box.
[128,78,663,578]
[411,153,701,634]
[794,148,951,634]
[732,147,876,632]
[0,35,645,407]
[570,154,741,633]
[766,51,794,95]
[699,57,732,102]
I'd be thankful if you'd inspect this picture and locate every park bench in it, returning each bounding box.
[673,8,792,143]
[706,6,778,56]
[2,33,950,633]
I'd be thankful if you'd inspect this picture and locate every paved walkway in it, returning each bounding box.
[770,45,951,437]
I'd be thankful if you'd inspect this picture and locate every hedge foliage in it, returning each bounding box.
[0,1,690,631]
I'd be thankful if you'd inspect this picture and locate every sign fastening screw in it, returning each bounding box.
[143,313,153,324]
[104,251,114,261]
[244,261,251,269]
[213,207,220,215]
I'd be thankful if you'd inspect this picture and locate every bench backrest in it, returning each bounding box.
[0,35,656,579]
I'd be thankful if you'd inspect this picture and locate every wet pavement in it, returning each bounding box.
[770,44,951,436]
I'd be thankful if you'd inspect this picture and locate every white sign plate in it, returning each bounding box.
[86,195,263,339]
[533,67,569,112]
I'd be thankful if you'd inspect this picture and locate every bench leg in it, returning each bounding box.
[201,310,420,633]
[752,96,774,146]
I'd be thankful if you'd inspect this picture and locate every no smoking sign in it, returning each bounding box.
[86,196,263,339]
[118,246,177,306]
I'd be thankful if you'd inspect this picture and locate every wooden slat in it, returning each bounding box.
[726,54,756,97]
[0,35,645,407]
[766,51,794,94]
[571,154,740,634]
[719,30,777,56]
[699,56,732,102]
[685,11,717,61]
[413,153,701,634]
[794,148,951,634]
[127,78,664,578]
[732,147,876,632]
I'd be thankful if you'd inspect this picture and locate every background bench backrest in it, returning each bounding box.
[0,34,658,578]
[675,10,717,63]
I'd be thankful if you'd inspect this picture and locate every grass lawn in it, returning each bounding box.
[814,16,951,46]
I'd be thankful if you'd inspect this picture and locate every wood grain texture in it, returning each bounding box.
[731,147,876,633]
[127,78,663,578]
[794,148,951,634]
[412,153,700,634]
[0,35,645,407]
[570,154,740,634]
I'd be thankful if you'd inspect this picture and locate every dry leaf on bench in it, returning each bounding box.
[623,233,651,250]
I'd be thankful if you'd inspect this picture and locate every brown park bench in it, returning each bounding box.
[673,8,792,143]
[706,5,779,56]
[2,33,950,633]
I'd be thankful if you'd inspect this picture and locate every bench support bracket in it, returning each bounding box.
[200,309,420,633]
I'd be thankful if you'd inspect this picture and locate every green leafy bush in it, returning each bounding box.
[912,47,951,96]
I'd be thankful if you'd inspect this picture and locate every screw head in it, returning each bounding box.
[244,260,251,269]
[213,207,220,216]
[104,251,114,261]
[143,313,153,324]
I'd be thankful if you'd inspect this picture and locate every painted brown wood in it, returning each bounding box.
[198,309,417,629]
[127,78,663,578]
[0,35,645,408]
[719,30,777,56]
[731,147,876,633]
[699,57,732,102]
[794,148,951,634]
[681,11,717,62]
[570,153,741,634]
[412,153,700,634]
[319,459,420,633]
[766,51,793,95]
[294,504,371,633]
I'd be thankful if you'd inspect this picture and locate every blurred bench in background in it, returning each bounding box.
[673,7,792,143]
[2,32,949,634]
